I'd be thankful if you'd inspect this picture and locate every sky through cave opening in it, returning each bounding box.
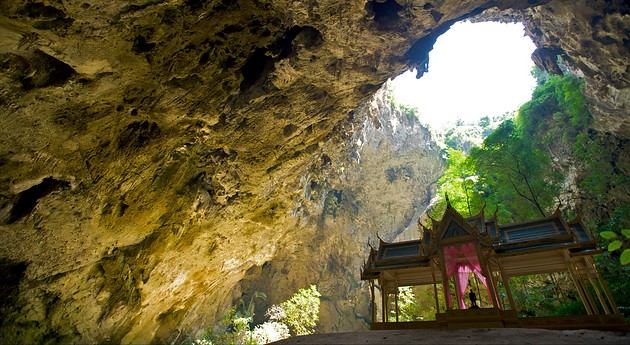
[391,20,537,130]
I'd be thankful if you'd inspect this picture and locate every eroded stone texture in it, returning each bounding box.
[0,0,627,343]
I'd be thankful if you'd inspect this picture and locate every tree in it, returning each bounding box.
[478,116,490,128]
[517,75,591,150]
[395,286,441,321]
[469,120,561,221]
[434,148,479,217]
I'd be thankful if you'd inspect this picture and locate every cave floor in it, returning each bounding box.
[272,328,630,344]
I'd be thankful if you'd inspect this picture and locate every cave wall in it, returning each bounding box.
[0,0,628,343]
[239,83,443,333]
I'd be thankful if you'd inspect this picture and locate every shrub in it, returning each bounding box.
[278,285,321,336]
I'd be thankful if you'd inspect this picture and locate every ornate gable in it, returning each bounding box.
[435,199,475,241]
[443,220,470,238]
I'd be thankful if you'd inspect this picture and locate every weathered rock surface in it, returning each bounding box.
[0,0,627,344]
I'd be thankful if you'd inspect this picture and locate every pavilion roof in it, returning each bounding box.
[361,203,600,281]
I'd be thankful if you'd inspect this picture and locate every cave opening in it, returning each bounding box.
[391,20,537,131]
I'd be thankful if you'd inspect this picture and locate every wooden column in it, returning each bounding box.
[581,257,610,314]
[381,280,387,322]
[431,259,440,313]
[439,246,452,310]
[580,275,599,314]
[589,256,620,314]
[476,245,499,308]
[497,258,516,311]
[563,251,594,315]
[394,281,399,322]
[453,267,463,309]
[370,281,376,323]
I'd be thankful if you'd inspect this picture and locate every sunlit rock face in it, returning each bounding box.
[240,83,443,333]
[0,0,627,343]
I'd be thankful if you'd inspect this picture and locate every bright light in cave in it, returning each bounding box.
[391,21,537,130]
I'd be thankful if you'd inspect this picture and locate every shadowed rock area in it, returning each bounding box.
[0,0,628,343]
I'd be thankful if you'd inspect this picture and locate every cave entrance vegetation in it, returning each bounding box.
[0,1,628,344]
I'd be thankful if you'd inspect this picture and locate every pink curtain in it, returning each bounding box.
[461,243,491,304]
[442,243,490,309]
[442,246,459,308]
[457,265,471,309]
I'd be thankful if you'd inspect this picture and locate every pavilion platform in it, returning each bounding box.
[369,308,629,332]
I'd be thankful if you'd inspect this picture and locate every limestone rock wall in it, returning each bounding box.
[0,0,627,344]
[239,83,443,333]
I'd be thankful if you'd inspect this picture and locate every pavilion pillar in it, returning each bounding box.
[394,281,399,322]
[370,281,376,323]
[453,267,463,309]
[381,280,387,322]
[581,257,610,314]
[563,251,594,315]
[573,257,600,314]
[587,274,609,314]
[580,275,599,314]
[438,247,452,310]
[497,259,516,311]
[476,246,499,308]
[589,256,620,314]
[431,259,440,313]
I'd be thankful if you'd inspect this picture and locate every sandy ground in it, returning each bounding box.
[272,328,630,344]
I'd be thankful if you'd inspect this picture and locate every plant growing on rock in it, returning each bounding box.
[191,285,321,344]
[277,285,321,336]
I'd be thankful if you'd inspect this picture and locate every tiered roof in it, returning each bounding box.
[361,202,600,281]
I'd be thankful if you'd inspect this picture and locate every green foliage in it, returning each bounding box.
[387,286,442,322]
[427,68,629,322]
[434,148,479,217]
[517,74,591,145]
[398,103,421,121]
[239,291,267,318]
[199,306,256,345]
[468,119,561,221]
[387,86,421,121]
[596,204,630,266]
[573,132,630,204]
[510,273,581,317]
[394,287,423,321]
[478,116,490,128]
[192,286,320,345]
[323,191,341,218]
[547,300,586,317]
[278,285,321,336]
[594,204,630,321]
[531,66,550,86]
[250,321,290,344]
[432,75,592,224]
